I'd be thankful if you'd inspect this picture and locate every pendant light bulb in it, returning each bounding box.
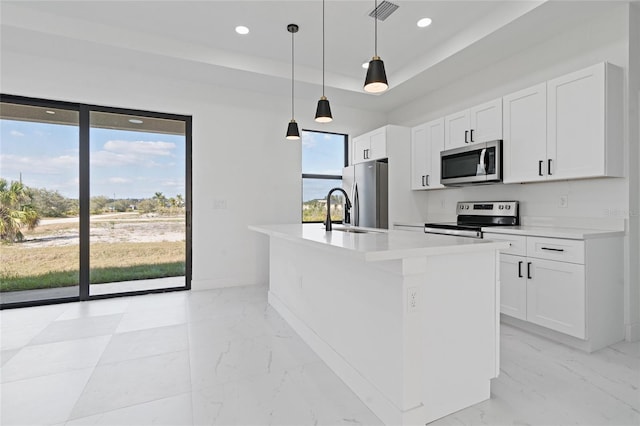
[363,0,389,93]
[285,23,301,140]
[315,0,333,123]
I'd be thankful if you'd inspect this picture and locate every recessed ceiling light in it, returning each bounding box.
[235,26,250,35]
[45,110,55,114]
[128,119,143,124]
[417,17,432,28]
[362,62,369,69]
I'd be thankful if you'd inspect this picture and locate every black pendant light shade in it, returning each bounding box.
[315,0,333,123]
[286,119,300,140]
[315,96,333,123]
[364,0,389,93]
[364,56,388,93]
[285,23,300,140]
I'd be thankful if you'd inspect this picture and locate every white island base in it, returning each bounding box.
[251,225,507,425]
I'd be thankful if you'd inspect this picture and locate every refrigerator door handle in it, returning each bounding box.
[353,182,360,226]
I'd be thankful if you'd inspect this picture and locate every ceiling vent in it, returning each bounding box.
[368,1,399,21]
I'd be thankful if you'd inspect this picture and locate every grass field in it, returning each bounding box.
[0,214,186,292]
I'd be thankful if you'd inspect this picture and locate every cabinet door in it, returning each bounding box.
[502,83,547,183]
[499,254,527,320]
[547,63,605,180]
[427,118,445,189]
[353,136,369,164]
[368,128,387,160]
[526,259,585,339]
[444,110,470,150]
[410,124,429,190]
[470,98,502,143]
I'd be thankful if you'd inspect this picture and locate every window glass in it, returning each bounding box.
[302,178,345,222]
[301,130,346,223]
[301,131,345,175]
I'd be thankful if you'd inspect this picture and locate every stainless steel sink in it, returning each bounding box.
[332,227,381,234]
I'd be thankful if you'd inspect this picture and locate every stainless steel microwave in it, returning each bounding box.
[440,140,502,186]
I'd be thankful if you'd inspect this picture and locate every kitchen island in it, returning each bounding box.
[250,224,509,425]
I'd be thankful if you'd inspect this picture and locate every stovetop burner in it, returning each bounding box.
[424,201,519,238]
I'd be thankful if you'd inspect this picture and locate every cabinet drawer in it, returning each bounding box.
[526,237,584,264]
[484,233,526,256]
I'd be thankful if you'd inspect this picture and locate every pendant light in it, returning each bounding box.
[286,24,301,140]
[315,0,333,123]
[364,0,389,93]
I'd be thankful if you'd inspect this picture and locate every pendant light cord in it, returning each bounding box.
[322,0,326,97]
[291,29,295,120]
[374,0,378,57]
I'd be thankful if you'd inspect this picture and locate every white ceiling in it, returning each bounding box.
[0,0,625,112]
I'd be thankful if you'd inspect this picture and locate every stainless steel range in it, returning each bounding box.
[424,201,519,239]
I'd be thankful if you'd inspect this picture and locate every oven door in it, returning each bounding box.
[440,140,501,186]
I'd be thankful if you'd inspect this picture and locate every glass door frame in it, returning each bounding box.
[0,94,192,309]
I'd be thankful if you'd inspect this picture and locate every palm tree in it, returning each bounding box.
[153,192,166,208]
[0,178,40,242]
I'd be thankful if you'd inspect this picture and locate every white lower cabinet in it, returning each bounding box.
[486,231,623,351]
[526,258,585,339]
[499,254,527,320]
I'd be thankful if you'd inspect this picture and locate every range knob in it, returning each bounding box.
[506,205,511,210]
[499,205,504,210]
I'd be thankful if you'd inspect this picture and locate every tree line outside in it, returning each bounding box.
[0,177,184,243]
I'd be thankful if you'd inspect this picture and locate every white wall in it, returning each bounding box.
[387,4,639,340]
[0,48,386,291]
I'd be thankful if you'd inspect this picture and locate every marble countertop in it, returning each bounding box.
[249,223,508,262]
[481,225,625,240]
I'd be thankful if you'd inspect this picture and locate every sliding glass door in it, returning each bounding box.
[0,101,80,304]
[88,110,187,296]
[0,95,191,308]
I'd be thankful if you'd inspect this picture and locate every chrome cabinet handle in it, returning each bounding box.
[541,247,564,252]
[538,160,543,176]
[548,159,553,175]
[464,130,469,143]
[527,262,532,279]
[426,175,430,186]
[518,261,523,278]
[470,129,474,142]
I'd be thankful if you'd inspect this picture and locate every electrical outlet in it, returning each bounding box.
[213,199,227,210]
[559,195,568,208]
[407,287,418,313]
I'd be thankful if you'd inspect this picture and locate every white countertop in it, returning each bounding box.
[250,223,508,262]
[481,225,625,240]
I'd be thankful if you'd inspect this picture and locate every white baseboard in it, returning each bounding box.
[190,278,264,291]
[626,322,640,342]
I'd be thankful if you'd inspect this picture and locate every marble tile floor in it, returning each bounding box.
[0,284,638,426]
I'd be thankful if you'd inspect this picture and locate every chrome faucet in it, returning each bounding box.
[325,187,352,231]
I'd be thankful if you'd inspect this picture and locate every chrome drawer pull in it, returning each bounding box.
[541,247,564,252]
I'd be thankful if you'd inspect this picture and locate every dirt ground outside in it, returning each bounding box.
[20,212,186,248]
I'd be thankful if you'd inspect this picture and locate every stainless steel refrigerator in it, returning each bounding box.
[342,160,389,229]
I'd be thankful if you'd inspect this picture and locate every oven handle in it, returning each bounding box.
[424,226,482,239]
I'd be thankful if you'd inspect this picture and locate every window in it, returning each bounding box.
[301,130,347,223]
[0,94,192,308]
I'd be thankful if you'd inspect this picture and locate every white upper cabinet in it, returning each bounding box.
[470,98,503,143]
[546,62,623,180]
[444,110,469,150]
[353,127,387,164]
[502,62,623,183]
[411,118,445,190]
[444,98,502,150]
[503,83,548,183]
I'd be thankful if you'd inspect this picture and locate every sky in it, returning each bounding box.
[1,122,339,202]
[301,130,345,201]
[1,119,186,200]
